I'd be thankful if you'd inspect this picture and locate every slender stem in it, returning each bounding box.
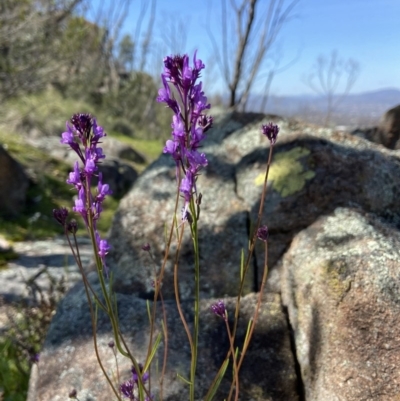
[231,145,274,341]
[146,167,182,365]
[174,224,193,351]
[203,347,232,401]
[237,242,269,371]
[83,177,150,400]
[225,319,239,401]
[159,288,168,401]
[77,247,122,401]
[113,348,120,392]
[227,242,270,399]
[66,231,107,312]
[189,198,200,401]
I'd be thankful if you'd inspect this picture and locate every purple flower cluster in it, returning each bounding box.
[59,113,112,273]
[211,300,227,321]
[257,225,269,242]
[157,52,213,220]
[261,122,279,145]
[120,364,152,400]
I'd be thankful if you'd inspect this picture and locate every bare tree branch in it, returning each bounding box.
[303,50,360,126]
[207,0,299,111]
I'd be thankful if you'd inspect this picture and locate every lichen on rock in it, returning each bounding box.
[255,147,315,197]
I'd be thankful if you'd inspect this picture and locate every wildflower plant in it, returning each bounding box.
[53,51,279,401]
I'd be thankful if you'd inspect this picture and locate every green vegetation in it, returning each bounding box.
[0,128,73,240]
[0,337,29,401]
[0,269,66,401]
[0,86,164,242]
[0,2,165,398]
[0,249,19,269]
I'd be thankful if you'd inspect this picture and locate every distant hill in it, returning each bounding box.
[247,88,400,128]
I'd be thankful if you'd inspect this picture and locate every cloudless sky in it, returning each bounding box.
[89,0,400,96]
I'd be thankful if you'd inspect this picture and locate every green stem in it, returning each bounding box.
[84,179,149,400]
[189,198,200,401]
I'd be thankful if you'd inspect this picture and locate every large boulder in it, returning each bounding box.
[97,159,138,198]
[281,207,400,400]
[351,104,400,149]
[0,144,30,217]
[107,112,270,300]
[378,104,400,149]
[29,134,147,166]
[30,284,298,401]
[232,129,400,286]
[29,111,400,401]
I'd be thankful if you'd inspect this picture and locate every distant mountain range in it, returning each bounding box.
[247,88,400,128]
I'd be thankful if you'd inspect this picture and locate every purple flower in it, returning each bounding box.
[186,149,207,171]
[67,161,82,189]
[180,170,195,204]
[142,243,151,252]
[61,124,81,156]
[119,364,150,400]
[157,75,179,114]
[60,114,112,275]
[98,238,110,259]
[53,207,69,227]
[96,232,110,275]
[71,113,92,142]
[190,126,205,150]
[120,379,135,400]
[73,188,87,224]
[261,122,279,145]
[92,118,106,144]
[257,225,269,242]
[171,114,185,139]
[96,173,112,203]
[211,300,227,320]
[198,114,213,132]
[157,52,212,219]
[131,364,149,384]
[67,219,78,234]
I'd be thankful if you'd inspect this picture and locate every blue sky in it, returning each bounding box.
[89,0,400,96]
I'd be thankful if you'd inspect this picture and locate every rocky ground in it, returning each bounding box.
[0,236,94,333]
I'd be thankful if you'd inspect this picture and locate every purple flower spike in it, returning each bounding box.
[60,114,112,275]
[261,122,279,145]
[71,113,92,141]
[211,300,227,320]
[257,225,269,242]
[157,51,211,218]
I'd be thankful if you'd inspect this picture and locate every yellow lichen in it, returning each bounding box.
[321,260,352,302]
[255,147,315,197]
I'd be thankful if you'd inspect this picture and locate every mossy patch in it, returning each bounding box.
[321,260,352,302]
[255,147,315,197]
